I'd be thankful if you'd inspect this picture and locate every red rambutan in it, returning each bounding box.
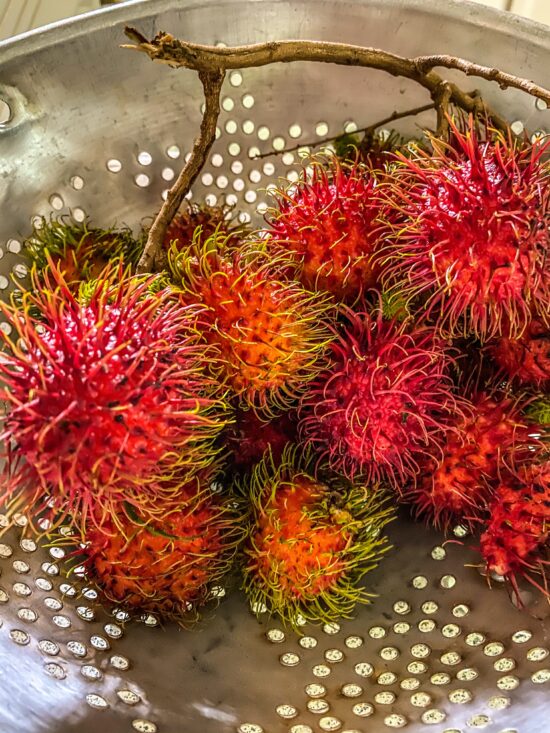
[76,472,244,622]
[225,408,297,471]
[404,392,535,529]
[480,460,550,600]
[241,446,394,628]
[0,262,228,534]
[381,119,550,340]
[490,317,550,389]
[298,306,462,487]
[265,155,390,302]
[169,233,334,415]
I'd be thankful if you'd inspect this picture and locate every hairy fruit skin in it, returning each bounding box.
[381,121,550,340]
[25,217,143,287]
[164,202,243,252]
[169,234,334,415]
[242,447,394,628]
[0,263,227,534]
[80,475,244,622]
[266,155,390,302]
[490,318,550,389]
[404,393,535,529]
[480,461,550,600]
[299,307,462,487]
[225,409,297,471]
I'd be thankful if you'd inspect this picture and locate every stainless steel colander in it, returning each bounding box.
[0,1,549,731]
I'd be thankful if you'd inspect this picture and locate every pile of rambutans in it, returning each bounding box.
[0,114,548,629]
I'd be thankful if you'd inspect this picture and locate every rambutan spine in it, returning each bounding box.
[241,445,394,629]
[265,153,391,302]
[380,118,550,340]
[298,304,464,487]
[169,231,334,417]
[0,260,229,535]
[403,391,537,530]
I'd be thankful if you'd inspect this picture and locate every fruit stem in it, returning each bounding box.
[136,68,225,274]
[252,102,436,159]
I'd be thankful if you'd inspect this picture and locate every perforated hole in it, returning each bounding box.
[106,158,122,173]
[0,98,12,125]
[137,151,152,166]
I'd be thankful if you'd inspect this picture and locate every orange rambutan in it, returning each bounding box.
[169,233,334,416]
[241,447,394,628]
[64,470,244,623]
[163,201,243,253]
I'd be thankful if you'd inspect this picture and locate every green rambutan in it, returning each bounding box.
[526,395,550,428]
[24,216,143,287]
[298,306,462,487]
[403,392,536,529]
[169,232,334,416]
[381,119,550,340]
[0,261,228,534]
[265,154,390,302]
[241,446,394,628]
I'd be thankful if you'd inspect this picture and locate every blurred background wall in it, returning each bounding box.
[0,0,549,41]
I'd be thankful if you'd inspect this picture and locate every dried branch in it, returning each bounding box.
[125,28,550,273]
[414,54,550,100]
[122,30,550,110]
[253,103,435,159]
[136,70,224,274]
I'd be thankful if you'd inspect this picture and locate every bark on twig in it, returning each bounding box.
[136,70,224,274]
[253,103,436,159]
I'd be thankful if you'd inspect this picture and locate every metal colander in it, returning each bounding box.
[0,1,549,731]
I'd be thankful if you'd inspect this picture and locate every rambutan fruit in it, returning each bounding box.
[265,154,390,302]
[480,460,550,601]
[489,318,550,389]
[69,471,244,623]
[225,408,297,472]
[163,201,243,252]
[0,262,228,534]
[298,306,462,487]
[241,446,394,628]
[381,119,550,340]
[25,216,143,288]
[169,232,334,416]
[404,392,536,529]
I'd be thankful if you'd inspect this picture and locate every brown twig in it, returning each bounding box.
[125,28,550,273]
[252,103,436,159]
[136,69,224,274]
[122,30,550,109]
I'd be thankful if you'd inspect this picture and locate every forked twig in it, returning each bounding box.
[123,28,550,273]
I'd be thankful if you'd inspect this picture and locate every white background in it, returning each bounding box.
[0,0,549,40]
